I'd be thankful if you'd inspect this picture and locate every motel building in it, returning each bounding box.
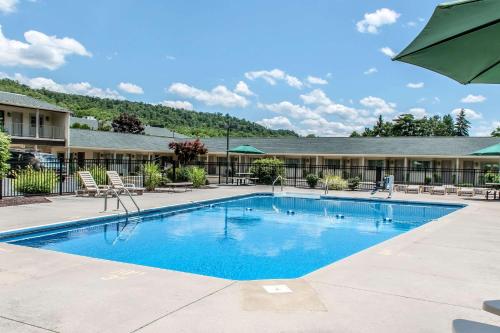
[2,91,500,184]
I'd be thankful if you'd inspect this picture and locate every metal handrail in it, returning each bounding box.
[103,187,141,215]
[272,175,284,193]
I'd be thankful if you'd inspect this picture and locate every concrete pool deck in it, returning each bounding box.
[0,187,499,332]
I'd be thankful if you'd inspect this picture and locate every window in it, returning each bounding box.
[481,162,499,172]
[411,160,431,170]
[0,110,4,129]
[325,159,341,168]
[285,159,300,166]
[368,160,384,169]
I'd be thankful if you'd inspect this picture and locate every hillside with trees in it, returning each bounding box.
[351,110,474,137]
[0,79,298,138]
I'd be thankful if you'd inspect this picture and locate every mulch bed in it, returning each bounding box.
[0,196,51,207]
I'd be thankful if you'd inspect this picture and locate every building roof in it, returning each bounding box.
[69,129,500,157]
[144,126,190,139]
[0,91,70,113]
[70,128,173,152]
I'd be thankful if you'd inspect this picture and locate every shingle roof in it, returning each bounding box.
[144,126,190,139]
[70,129,500,157]
[0,91,70,113]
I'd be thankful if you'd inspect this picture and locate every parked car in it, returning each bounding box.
[8,150,62,171]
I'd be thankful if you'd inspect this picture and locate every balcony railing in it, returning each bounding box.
[40,125,64,139]
[4,123,64,139]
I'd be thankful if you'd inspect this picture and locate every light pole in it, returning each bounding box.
[225,116,231,184]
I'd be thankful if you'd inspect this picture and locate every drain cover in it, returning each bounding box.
[262,284,293,294]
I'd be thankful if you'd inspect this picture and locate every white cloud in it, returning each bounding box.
[474,121,500,136]
[364,67,378,75]
[258,101,320,120]
[0,25,91,70]
[160,100,193,110]
[168,82,249,108]
[165,55,176,60]
[461,94,486,103]
[234,81,254,96]
[244,68,303,89]
[257,116,296,130]
[0,0,17,13]
[118,82,144,94]
[407,82,424,89]
[380,47,396,58]
[451,108,482,120]
[356,8,400,34]
[326,72,333,78]
[300,89,331,105]
[407,108,428,118]
[360,96,396,115]
[1,72,124,99]
[306,75,328,85]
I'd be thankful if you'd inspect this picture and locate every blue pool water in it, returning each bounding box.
[1,194,462,280]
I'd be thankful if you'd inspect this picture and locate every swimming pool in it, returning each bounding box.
[0,194,463,280]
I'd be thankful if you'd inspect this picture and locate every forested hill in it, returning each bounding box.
[0,79,298,138]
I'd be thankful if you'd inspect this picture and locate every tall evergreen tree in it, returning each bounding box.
[454,109,471,136]
[491,127,500,137]
[392,114,416,136]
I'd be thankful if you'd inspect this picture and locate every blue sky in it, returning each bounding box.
[0,0,498,136]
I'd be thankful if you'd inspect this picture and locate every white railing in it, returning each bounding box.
[39,125,65,139]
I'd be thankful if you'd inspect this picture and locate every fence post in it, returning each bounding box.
[0,175,3,200]
[58,158,63,195]
[294,164,297,187]
[172,161,177,182]
[218,161,221,184]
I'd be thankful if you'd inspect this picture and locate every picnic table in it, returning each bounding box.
[485,183,500,200]
[233,173,258,185]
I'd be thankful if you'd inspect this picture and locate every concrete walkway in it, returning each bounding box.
[1,187,500,332]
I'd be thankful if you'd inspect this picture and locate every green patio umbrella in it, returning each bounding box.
[228,145,265,155]
[471,143,500,156]
[393,0,500,84]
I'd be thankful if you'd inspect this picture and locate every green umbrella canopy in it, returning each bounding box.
[471,143,500,156]
[228,145,265,154]
[394,0,500,84]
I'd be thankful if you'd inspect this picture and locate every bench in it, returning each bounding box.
[164,182,193,192]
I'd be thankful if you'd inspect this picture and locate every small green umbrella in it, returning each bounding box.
[471,143,500,156]
[394,0,500,84]
[228,145,265,155]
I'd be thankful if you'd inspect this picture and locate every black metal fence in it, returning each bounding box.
[1,159,497,198]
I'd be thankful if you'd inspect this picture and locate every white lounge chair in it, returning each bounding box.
[405,185,420,194]
[430,186,446,195]
[106,171,144,195]
[76,171,110,197]
[458,187,474,197]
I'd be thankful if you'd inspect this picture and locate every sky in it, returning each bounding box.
[0,0,498,136]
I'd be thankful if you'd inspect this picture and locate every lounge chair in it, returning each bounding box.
[430,186,446,195]
[444,185,458,194]
[76,171,110,197]
[405,185,420,194]
[458,187,474,197]
[106,171,144,195]
[474,187,488,196]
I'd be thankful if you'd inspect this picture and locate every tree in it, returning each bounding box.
[350,131,361,137]
[454,109,471,136]
[392,114,416,136]
[491,127,500,137]
[305,134,317,138]
[0,131,11,179]
[111,113,145,134]
[168,139,208,165]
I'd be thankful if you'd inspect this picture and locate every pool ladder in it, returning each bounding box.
[272,175,285,193]
[103,187,141,217]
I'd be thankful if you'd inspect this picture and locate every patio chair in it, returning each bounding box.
[106,171,144,195]
[405,185,420,194]
[430,186,446,195]
[458,187,475,197]
[76,171,110,197]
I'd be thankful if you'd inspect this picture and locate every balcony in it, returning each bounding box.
[5,122,64,140]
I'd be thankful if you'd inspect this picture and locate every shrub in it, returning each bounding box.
[87,165,107,185]
[347,177,360,190]
[322,174,348,191]
[167,166,190,182]
[14,167,56,194]
[424,176,432,185]
[484,172,500,183]
[187,166,207,188]
[0,131,10,179]
[143,162,162,191]
[249,158,285,185]
[305,173,319,188]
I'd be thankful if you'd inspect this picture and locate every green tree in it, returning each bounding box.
[0,131,11,178]
[392,114,416,136]
[491,127,500,137]
[350,131,361,137]
[454,109,471,136]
